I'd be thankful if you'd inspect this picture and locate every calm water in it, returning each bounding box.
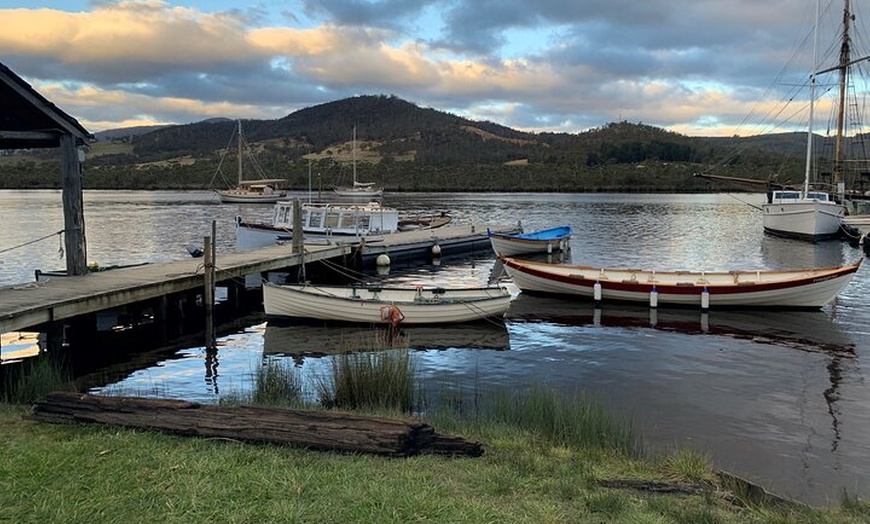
[1,189,868,505]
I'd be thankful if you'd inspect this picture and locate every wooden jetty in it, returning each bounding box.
[0,243,347,334]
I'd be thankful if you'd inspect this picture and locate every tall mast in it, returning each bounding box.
[833,0,851,199]
[352,126,357,186]
[805,0,821,197]
[237,119,243,185]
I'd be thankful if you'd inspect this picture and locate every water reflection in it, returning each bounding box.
[0,331,44,363]
[262,319,510,364]
[760,235,849,269]
[506,292,855,461]
[507,293,855,356]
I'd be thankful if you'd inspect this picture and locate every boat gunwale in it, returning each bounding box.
[501,256,863,297]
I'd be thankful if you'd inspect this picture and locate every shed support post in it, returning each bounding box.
[60,134,87,275]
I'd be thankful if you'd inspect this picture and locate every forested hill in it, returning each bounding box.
[1,94,809,192]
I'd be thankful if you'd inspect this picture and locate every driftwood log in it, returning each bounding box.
[29,392,483,458]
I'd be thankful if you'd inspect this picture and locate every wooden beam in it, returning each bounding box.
[0,130,60,141]
[60,134,88,275]
[30,392,485,457]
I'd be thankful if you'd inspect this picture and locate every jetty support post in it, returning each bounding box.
[203,225,215,350]
[292,199,304,280]
[292,198,303,253]
[60,134,87,276]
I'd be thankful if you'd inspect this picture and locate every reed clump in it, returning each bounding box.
[251,358,304,407]
[1,354,73,404]
[468,385,643,457]
[316,349,414,413]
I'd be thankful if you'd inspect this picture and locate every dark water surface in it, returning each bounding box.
[2,190,868,505]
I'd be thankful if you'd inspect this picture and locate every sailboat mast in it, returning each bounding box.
[237,119,243,185]
[805,0,821,197]
[833,0,851,198]
[352,126,357,186]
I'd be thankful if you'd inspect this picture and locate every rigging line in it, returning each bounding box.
[318,256,372,282]
[0,229,67,255]
[723,193,763,211]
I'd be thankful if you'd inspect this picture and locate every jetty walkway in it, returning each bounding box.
[0,243,348,334]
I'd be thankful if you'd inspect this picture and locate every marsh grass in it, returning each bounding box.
[317,349,414,413]
[841,488,870,515]
[1,354,73,403]
[468,385,643,457]
[662,448,718,484]
[251,358,304,407]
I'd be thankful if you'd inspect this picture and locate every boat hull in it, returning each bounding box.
[762,200,844,241]
[263,283,513,324]
[489,226,572,256]
[216,191,285,204]
[501,256,862,309]
[333,188,384,198]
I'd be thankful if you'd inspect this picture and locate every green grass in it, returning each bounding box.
[662,448,718,484]
[2,355,74,404]
[250,357,305,407]
[470,385,642,457]
[3,352,868,522]
[316,349,415,413]
[1,401,866,524]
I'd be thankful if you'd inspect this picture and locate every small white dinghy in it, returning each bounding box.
[263,282,513,324]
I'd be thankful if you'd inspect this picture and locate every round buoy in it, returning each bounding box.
[431,243,442,257]
[376,253,391,266]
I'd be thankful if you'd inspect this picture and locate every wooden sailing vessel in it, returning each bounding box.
[501,256,862,310]
[214,120,287,204]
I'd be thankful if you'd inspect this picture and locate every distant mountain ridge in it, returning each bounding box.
[5,94,829,192]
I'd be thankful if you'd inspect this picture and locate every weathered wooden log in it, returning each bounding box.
[29,392,483,458]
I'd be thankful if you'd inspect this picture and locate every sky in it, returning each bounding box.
[1,0,868,136]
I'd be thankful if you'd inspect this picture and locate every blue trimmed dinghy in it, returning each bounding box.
[488,225,572,257]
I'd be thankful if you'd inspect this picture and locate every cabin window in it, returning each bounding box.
[342,213,359,229]
[326,211,341,229]
[358,216,370,229]
[776,191,800,200]
[807,192,829,201]
[307,210,322,228]
[275,206,288,224]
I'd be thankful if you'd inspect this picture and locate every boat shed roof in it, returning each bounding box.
[0,60,93,150]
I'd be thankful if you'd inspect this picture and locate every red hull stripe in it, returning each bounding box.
[504,259,861,296]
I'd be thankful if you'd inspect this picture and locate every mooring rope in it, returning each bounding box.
[0,229,68,256]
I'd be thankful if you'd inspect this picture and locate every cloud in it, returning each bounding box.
[0,0,858,136]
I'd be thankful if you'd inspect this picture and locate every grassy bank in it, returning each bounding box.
[2,352,868,522]
[1,402,868,523]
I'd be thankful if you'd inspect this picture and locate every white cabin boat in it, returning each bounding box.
[237,200,399,250]
[763,190,844,241]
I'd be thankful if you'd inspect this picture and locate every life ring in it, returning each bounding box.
[379,304,405,327]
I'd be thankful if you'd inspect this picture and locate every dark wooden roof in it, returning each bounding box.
[0,60,93,149]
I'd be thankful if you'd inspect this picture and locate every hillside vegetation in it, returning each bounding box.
[0,94,813,192]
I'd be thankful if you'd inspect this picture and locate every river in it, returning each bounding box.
[1,189,868,505]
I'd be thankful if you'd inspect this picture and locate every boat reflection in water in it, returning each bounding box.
[263,319,511,363]
[506,293,855,357]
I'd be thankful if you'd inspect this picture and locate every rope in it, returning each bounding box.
[723,193,762,211]
[0,229,67,255]
[318,256,372,283]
